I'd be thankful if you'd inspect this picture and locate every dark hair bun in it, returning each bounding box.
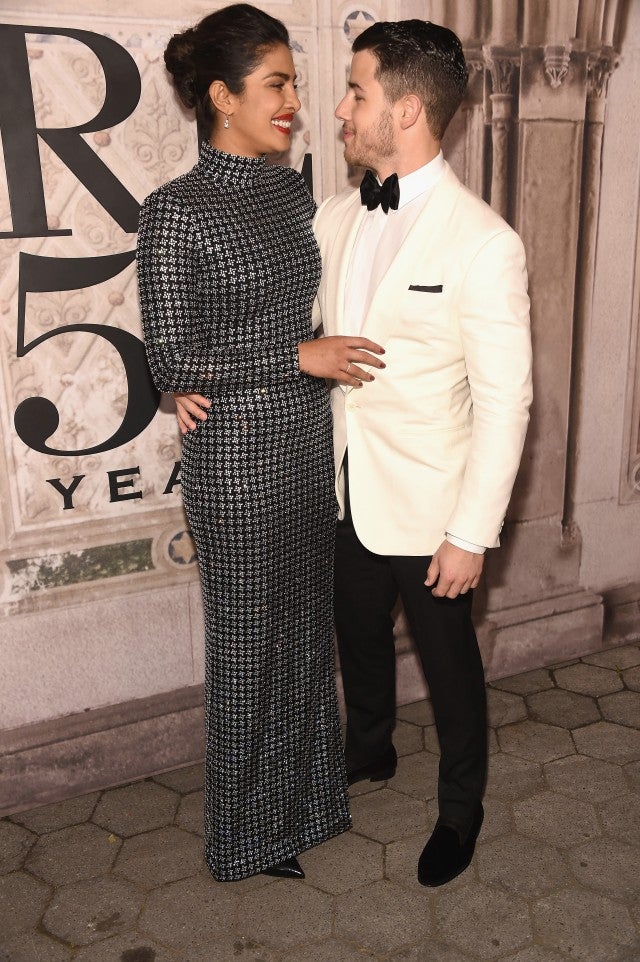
[162,5,290,137]
[164,27,198,109]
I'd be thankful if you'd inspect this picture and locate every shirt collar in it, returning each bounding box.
[396,151,445,209]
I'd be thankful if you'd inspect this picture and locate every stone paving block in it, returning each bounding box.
[385,941,476,961]
[9,793,100,835]
[72,932,178,962]
[497,720,575,764]
[334,878,431,955]
[486,688,528,727]
[396,700,435,727]
[599,792,640,845]
[485,754,545,800]
[153,763,205,794]
[300,828,383,894]
[186,934,278,962]
[434,881,531,959]
[473,795,513,840]
[423,725,440,754]
[25,823,120,886]
[281,939,377,961]
[599,690,640,729]
[175,790,204,835]
[476,833,569,898]
[552,659,581,670]
[0,820,36,875]
[92,781,179,837]
[490,668,554,696]
[395,719,424,757]
[0,871,51,939]
[239,880,334,949]
[349,788,427,844]
[625,759,640,790]
[573,720,640,764]
[386,831,472,892]
[533,888,637,961]
[138,873,238,949]
[568,837,640,900]
[623,665,640,692]
[495,949,568,962]
[347,780,382,799]
[0,930,73,962]
[114,825,202,889]
[554,663,623,696]
[391,751,439,801]
[544,754,629,804]
[526,688,601,729]
[582,644,640,670]
[42,876,142,945]
[514,792,600,848]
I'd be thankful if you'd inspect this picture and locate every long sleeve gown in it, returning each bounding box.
[136,142,351,881]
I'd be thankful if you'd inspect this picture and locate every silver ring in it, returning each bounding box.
[346,362,352,373]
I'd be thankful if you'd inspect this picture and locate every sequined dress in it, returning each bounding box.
[137,143,351,881]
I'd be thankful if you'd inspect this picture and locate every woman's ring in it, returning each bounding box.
[346,362,352,373]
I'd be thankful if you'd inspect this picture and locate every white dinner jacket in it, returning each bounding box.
[312,162,533,556]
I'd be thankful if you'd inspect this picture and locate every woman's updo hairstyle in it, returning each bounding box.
[165,3,290,138]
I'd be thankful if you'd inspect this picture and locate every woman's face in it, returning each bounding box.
[216,43,301,156]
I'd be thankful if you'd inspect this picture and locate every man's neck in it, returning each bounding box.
[375,143,441,181]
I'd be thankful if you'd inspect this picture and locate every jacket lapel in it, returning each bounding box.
[324,192,366,336]
[360,163,461,347]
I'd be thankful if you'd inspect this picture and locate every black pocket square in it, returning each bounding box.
[409,284,443,293]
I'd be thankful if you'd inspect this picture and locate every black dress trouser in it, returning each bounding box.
[334,459,488,840]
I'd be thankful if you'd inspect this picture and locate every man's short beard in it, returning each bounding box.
[346,109,395,171]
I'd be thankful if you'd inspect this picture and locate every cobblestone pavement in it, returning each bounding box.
[2,644,640,962]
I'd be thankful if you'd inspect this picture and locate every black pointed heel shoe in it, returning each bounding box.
[260,856,305,879]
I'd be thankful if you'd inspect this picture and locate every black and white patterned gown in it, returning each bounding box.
[137,142,351,881]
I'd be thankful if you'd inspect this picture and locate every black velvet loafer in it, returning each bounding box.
[260,856,305,879]
[346,745,398,786]
[417,803,484,887]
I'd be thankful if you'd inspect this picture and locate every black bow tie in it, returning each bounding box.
[360,170,400,213]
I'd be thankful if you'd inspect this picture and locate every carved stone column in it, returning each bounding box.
[483,46,519,220]
[564,48,619,523]
[479,38,605,676]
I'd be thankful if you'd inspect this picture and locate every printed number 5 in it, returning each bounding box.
[14,250,160,456]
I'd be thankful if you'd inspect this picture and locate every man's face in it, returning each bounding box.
[335,49,396,173]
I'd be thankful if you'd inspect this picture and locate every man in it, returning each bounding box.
[175,18,532,888]
[313,19,532,887]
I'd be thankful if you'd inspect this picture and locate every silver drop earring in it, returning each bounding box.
[224,113,230,129]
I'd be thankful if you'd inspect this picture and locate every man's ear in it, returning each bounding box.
[398,93,423,130]
[208,79,234,117]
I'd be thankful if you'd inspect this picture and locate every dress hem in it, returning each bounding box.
[204,813,353,882]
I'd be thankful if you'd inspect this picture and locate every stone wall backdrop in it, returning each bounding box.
[1,0,638,813]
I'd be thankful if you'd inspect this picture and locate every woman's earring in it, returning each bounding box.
[224,113,230,129]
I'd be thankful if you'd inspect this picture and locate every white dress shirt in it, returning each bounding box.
[344,152,485,555]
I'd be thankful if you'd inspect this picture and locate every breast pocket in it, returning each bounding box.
[401,284,447,329]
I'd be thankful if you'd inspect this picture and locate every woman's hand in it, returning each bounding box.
[174,392,211,434]
[298,336,385,387]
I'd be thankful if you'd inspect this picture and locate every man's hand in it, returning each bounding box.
[174,392,211,435]
[425,540,484,599]
[298,336,385,387]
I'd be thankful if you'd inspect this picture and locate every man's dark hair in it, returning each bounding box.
[352,20,468,140]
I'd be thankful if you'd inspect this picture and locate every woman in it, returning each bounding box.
[137,3,384,882]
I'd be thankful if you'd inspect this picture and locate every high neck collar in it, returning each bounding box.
[197,140,266,185]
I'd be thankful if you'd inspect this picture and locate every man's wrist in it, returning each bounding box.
[445,532,486,555]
